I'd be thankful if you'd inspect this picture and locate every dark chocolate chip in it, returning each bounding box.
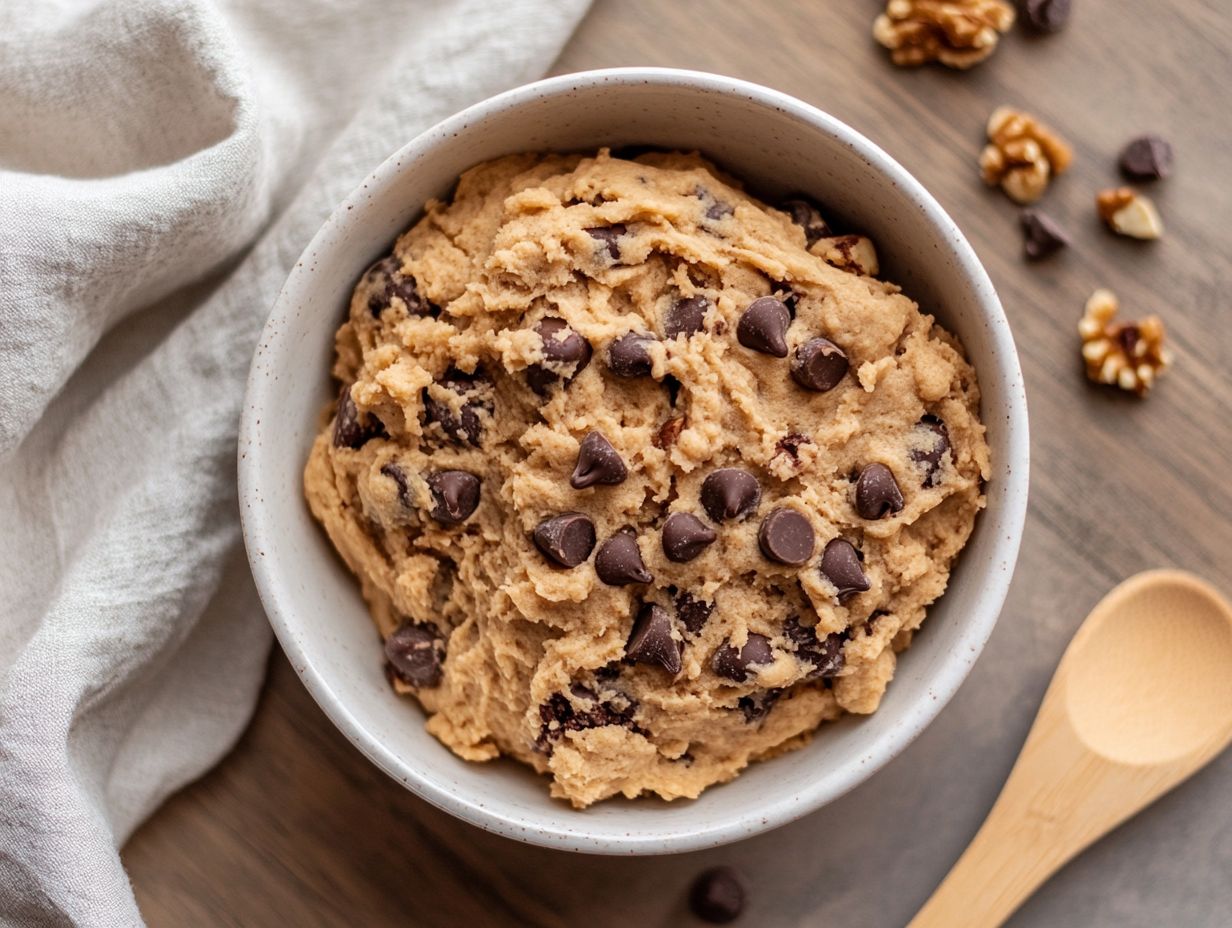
[664,295,711,339]
[426,471,480,524]
[607,332,656,377]
[784,616,846,678]
[791,338,849,392]
[1119,134,1174,181]
[1117,325,1141,358]
[422,368,486,445]
[384,622,443,688]
[528,317,592,395]
[738,688,782,723]
[776,432,811,462]
[758,508,816,566]
[695,185,735,221]
[533,512,596,567]
[380,463,412,508]
[625,602,682,675]
[594,530,653,586]
[662,512,717,562]
[855,463,904,519]
[570,431,628,489]
[585,223,627,261]
[737,297,791,357]
[910,415,951,488]
[820,539,870,602]
[712,634,774,683]
[675,591,714,635]
[363,256,436,318]
[782,197,831,245]
[535,689,640,754]
[1021,0,1072,32]
[700,468,762,522]
[332,384,385,449]
[689,867,745,924]
[1020,209,1070,261]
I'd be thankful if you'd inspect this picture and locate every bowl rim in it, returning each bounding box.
[239,66,1029,855]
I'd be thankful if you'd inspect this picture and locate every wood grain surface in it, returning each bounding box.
[123,2,1232,925]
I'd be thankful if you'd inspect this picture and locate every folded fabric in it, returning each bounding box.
[0,1,590,923]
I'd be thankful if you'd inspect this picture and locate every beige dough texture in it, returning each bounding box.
[303,149,990,808]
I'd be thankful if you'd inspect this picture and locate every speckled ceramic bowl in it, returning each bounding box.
[239,67,1028,854]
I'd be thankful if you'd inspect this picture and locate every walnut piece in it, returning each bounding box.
[1096,187,1163,240]
[1078,289,1171,396]
[979,106,1073,204]
[810,235,879,276]
[873,0,1016,69]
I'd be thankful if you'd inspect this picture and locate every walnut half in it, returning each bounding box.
[873,0,1016,69]
[1078,289,1171,396]
[979,106,1073,204]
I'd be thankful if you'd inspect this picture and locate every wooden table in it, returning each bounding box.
[124,2,1232,925]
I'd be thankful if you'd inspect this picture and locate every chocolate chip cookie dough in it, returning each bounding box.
[303,149,990,807]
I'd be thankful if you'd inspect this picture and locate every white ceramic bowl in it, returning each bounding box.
[239,67,1028,855]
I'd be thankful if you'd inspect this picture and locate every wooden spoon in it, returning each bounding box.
[909,570,1232,928]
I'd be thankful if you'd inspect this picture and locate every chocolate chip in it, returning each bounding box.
[820,539,870,602]
[700,468,762,522]
[675,591,714,635]
[363,256,436,318]
[662,512,717,562]
[1117,325,1141,358]
[664,296,711,339]
[910,415,951,487]
[422,368,486,445]
[625,603,682,675]
[533,512,596,568]
[535,689,640,754]
[696,186,735,221]
[776,432,811,462]
[738,688,782,723]
[791,338,849,392]
[607,332,656,377]
[736,297,791,357]
[528,317,592,395]
[855,463,904,519]
[689,867,745,924]
[332,384,385,449]
[380,463,412,508]
[585,223,626,260]
[384,622,443,688]
[712,634,773,682]
[758,508,815,566]
[595,530,653,585]
[1021,0,1072,32]
[1020,209,1070,261]
[570,431,628,489]
[784,616,846,678]
[426,471,480,524]
[1119,134,1174,181]
[782,197,831,245]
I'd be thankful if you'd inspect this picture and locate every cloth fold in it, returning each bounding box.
[0,1,590,923]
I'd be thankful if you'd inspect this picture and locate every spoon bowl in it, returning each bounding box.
[911,570,1232,928]
[1065,572,1232,766]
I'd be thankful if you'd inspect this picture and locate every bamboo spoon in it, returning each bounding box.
[909,570,1232,928]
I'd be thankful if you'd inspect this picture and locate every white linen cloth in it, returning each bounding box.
[0,1,590,923]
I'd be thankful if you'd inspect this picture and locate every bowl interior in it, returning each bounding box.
[241,69,1027,854]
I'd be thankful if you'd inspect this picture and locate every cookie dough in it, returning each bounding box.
[304,149,990,808]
